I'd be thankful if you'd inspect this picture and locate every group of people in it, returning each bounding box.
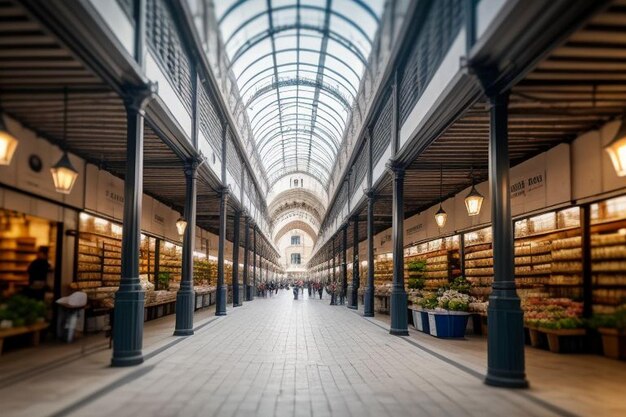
[255,278,345,304]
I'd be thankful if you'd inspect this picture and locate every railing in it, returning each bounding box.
[226,129,242,186]
[146,0,194,115]
[398,0,464,125]
[351,138,368,194]
[198,85,222,157]
[372,93,392,167]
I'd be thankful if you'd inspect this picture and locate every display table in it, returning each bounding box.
[0,322,49,355]
[374,294,389,314]
[527,325,586,353]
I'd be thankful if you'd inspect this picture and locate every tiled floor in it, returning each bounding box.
[0,291,621,417]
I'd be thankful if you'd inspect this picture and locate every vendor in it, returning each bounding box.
[27,246,51,300]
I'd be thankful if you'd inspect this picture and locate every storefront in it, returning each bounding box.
[0,116,229,352]
[366,126,626,360]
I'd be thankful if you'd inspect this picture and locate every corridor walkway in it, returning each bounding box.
[2,292,574,417]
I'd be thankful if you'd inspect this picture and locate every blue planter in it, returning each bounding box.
[412,308,431,334]
[427,311,469,338]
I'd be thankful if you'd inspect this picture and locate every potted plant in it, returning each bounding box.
[0,295,46,328]
[157,272,171,291]
[427,289,471,338]
[414,294,437,333]
[588,305,626,360]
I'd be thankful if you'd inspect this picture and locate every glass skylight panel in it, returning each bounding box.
[216,0,382,187]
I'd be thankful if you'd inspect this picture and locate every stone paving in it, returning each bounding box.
[24,291,569,417]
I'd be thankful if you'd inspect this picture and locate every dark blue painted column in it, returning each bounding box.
[389,163,408,336]
[243,215,251,301]
[232,210,241,307]
[174,161,198,336]
[110,0,151,368]
[485,92,528,388]
[111,88,153,367]
[252,226,257,299]
[349,217,359,310]
[341,224,348,305]
[215,188,228,316]
[364,192,375,317]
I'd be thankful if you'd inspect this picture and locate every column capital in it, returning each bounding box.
[123,82,158,113]
[220,185,231,197]
[184,159,199,179]
[470,65,510,99]
[365,189,377,199]
[386,160,406,176]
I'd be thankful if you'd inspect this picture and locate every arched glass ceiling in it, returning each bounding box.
[216,0,383,187]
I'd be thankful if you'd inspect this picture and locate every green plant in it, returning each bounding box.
[437,289,470,312]
[0,295,46,327]
[418,294,438,310]
[587,305,626,330]
[449,276,471,294]
[407,276,425,290]
[158,272,171,290]
[406,260,426,272]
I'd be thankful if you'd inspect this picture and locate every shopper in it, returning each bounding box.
[27,246,50,301]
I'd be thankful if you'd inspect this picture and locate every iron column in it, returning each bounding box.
[349,217,359,309]
[215,188,228,316]
[252,226,257,299]
[232,210,241,307]
[111,86,153,367]
[243,215,251,301]
[485,92,528,388]
[364,193,375,317]
[341,224,348,305]
[389,163,408,335]
[174,160,198,335]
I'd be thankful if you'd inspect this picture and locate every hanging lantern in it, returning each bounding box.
[605,119,626,176]
[434,204,447,228]
[465,185,484,216]
[0,115,18,166]
[51,89,78,194]
[176,217,187,235]
[50,152,78,194]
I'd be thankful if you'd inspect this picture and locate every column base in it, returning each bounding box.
[215,285,228,316]
[389,289,408,335]
[485,373,529,389]
[348,285,359,310]
[363,287,374,317]
[232,286,240,307]
[173,329,194,336]
[111,285,145,367]
[111,354,144,367]
[174,288,195,336]
[486,289,528,388]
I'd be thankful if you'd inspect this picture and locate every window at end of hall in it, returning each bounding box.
[291,235,301,245]
[291,253,301,264]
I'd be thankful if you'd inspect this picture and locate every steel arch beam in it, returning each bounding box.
[245,77,351,109]
[222,5,373,49]
[236,47,362,87]
[250,96,347,131]
[240,61,358,99]
[230,24,368,67]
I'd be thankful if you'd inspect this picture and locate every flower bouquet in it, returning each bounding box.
[523,297,584,330]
